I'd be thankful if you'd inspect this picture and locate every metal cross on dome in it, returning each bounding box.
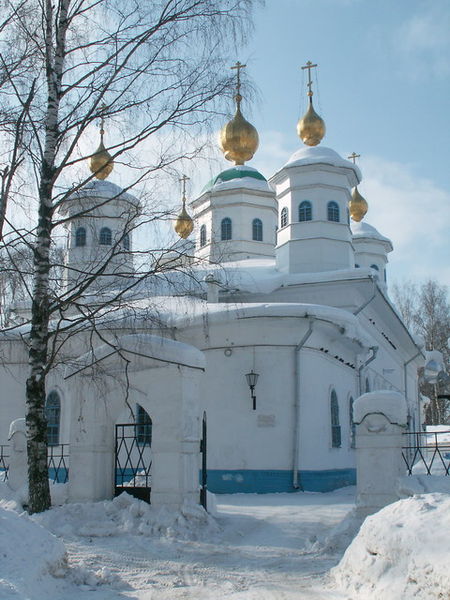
[231,61,246,96]
[348,152,361,164]
[301,60,318,97]
[179,174,189,201]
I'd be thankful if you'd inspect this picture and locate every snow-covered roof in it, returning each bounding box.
[351,220,393,251]
[61,179,140,212]
[65,333,205,378]
[200,165,273,194]
[279,146,361,182]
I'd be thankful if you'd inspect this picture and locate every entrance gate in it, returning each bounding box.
[200,411,207,510]
[115,423,152,503]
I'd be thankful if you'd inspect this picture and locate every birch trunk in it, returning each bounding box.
[25,0,69,514]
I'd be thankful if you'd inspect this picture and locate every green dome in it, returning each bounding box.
[202,166,267,193]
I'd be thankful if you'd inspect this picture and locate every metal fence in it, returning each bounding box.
[0,444,69,484]
[0,444,9,481]
[402,430,450,476]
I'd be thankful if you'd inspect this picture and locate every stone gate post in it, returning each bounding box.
[354,391,408,515]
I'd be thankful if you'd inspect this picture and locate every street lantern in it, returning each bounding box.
[245,370,259,410]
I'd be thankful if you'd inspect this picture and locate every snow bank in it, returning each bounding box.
[332,493,450,599]
[35,491,219,541]
[0,504,66,598]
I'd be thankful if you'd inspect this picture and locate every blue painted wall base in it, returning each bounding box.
[205,468,356,494]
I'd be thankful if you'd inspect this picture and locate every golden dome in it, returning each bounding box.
[89,140,114,180]
[297,100,326,146]
[349,186,368,222]
[219,98,259,165]
[174,200,194,239]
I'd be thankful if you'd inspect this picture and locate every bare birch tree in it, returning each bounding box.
[0,0,256,513]
[393,279,450,424]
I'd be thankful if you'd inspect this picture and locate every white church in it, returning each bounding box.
[0,64,424,509]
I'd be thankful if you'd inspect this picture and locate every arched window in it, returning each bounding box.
[200,224,207,248]
[45,391,61,446]
[349,397,355,449]
[370,264,379,271]
[280,207,289,228]
[327,201,340,222]
[123,233,130,250]
[330,390,341,448]
[365,377,371,393]
[136,404,152,446]
[99,227,112,245]
[75,226,86,247]
[298,201,312,222]
[252,218,263,241]
[221,218,232,241]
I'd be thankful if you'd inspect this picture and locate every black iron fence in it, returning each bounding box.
[402,430,450,476]
[0,444,9,481]
[0,444,69,484]
[115,423,151,503]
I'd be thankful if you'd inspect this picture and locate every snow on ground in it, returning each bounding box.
[0,483,449,600]
[332,493,450,599]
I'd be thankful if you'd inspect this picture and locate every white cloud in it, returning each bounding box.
[359,155,450,284]
[395,6,450,79]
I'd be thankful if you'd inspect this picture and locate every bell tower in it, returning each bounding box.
[272,61,359,274]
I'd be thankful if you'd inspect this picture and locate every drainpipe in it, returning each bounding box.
[358,346,378,396]
[404,350,422,431]
[292,319,314,490]
[353,275,376,316]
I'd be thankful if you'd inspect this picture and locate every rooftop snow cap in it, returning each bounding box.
[351,220,393,250]
[284,145,361,180]
[202,165,271,193]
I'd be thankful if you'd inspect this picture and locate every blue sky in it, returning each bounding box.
[202,0,450,287]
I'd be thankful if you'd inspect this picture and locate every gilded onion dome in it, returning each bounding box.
[219,96,259,165]
[349,186,368,222]
[219,62,259,165]
[89,109,114,180]
[174,175,194,239]
[297,99,326,146]
[174,201,194,239]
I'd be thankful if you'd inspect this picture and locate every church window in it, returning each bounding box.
[99,227,112,245]
[136,404,152,446]
[221,218,232,241]
[75,226,86,247]
[349,396,355,449]
[200,224,207,247]
[299,201,312,222]
[252,218,263,241]
[123,233,130,250]
[45,391,61,446]
[330,390,341,448]
[370,264,379,271]
[280,207,288,228]
[327,201,340,222]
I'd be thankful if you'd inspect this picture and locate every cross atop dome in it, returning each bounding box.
[218,61,259,165]
[297,60,326,147]
[89,104,114,180]
[347,152,368,222]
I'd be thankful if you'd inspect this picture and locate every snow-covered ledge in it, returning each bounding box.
[354,391,408,516]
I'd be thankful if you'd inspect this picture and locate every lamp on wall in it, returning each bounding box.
[245,370,259,410]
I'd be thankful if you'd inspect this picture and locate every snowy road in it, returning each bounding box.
[55,488,355,599]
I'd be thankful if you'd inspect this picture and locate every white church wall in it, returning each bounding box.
[176,310,365,493]
[65,341,203,508]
